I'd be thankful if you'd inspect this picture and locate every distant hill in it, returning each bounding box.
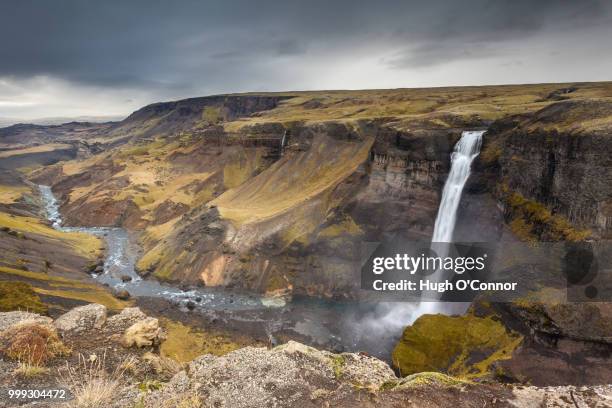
[0,115,125,128]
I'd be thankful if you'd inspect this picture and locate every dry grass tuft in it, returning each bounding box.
[159,391,204,408]
[14,361,50,378]
[60,352,136,408]
[0,321,69,366]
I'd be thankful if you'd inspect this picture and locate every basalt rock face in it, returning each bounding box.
[492,300,612,386]
[482,100,612,239]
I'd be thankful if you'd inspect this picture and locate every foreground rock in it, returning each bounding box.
[144,340,395,408]
[0,304,611,408]
[0,310,52,332]
[53,303,107,334]
[121,317,164,348]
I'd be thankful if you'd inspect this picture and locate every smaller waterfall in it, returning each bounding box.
[280,130,287,156]
[432,130,484,243]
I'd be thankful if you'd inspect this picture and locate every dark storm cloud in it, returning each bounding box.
[2,0,610,87]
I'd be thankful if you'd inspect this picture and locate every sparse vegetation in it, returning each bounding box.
[61,353,134,408]
[500,188,591,241]
[0,321,69,366]
[0,281,48,313]
[160,318,253,362]
[0,212,102,258]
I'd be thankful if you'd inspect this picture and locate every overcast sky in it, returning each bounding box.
[1,0,611,121]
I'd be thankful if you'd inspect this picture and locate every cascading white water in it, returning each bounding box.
[432,130,484,243]
[411,130,484,317]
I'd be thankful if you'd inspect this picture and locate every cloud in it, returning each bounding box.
[0,0,610,119]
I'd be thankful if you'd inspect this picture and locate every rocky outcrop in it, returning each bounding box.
[144,340,395,408]
[53,303,107,334]
[0,304,611,408]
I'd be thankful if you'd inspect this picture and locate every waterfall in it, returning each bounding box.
[412,130,484,317]
[432,130,484,243]
[280,130,287,156]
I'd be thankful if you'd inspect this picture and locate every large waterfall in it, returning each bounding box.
[410,130,484,317]
[432,130,484,243]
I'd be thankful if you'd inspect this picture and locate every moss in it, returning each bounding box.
[265,273,290,292]
[329,355,346,379]
[222,149,264,189]
[160,318,256,362]
[500,188,591,242]
[479,141,502,165]
[318,215,363,239]
[138,380,163,392]
[202,106,223,124]
[392,313,522,379]
[0,281,48,314]
[0,266,130,311]
[394,372,470,389]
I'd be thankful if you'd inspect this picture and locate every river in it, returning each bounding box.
[38,184,406,359]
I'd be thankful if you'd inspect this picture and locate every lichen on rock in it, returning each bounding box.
[121,317,165,348]
[54,303,107,334]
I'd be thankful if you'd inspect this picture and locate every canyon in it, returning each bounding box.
[1,82,611,404]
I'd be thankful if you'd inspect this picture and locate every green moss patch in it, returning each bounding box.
[0,281,48,314]
[499,186,591,241]
[392,313,522,379]
[160,318,260,363]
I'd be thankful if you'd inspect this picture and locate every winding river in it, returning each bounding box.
[38,184,402,358]
[39,185,262,310]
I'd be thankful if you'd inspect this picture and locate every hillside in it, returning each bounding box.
[24,82,612,298]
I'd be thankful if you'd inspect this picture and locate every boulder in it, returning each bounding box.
[105,307,148,333]
[142,341,396,408]
[54,303,107,334]
[0,311,52,333]
[113,289,131,300]
[121,317,164,348]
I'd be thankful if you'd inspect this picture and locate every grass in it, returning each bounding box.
[14,361,50,377]
[0,266,131,310]
[0,212,102,259]
[0,281,48,313]
[223,82,612,132]
[0,143,72,158]
[0,185,30,204]
[61,352,134,408]
[0,321,70,366]
[159,318,251,362]
[214,133,374,227]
